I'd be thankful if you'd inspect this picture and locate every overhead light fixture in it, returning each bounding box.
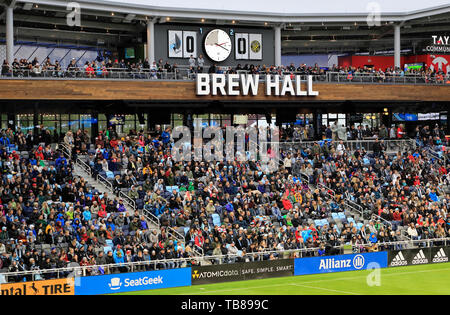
[232,20,236,24]
[111,12,115,16]
[23,3,33,10]
[124,14,136,22]
[201,18,205,23]
[166,17,171,21]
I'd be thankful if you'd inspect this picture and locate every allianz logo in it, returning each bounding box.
[432,248,448,263]
[390,251,408,266]
[412,250,429,265]
[108,275,163,291]
[319,255,365,270]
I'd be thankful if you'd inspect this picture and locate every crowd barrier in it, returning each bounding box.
[2,246,449,295]
[388,246,449,267]
[191,259,294,285]
[74,267,192,295]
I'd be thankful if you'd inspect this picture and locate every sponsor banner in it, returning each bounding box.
[0,278,75,296]
[388,248,431,267]
[75,268,191,295]
[191,259,294,285]
[294,252,388,276]
[430,247,449,264]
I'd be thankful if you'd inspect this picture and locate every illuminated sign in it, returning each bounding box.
[196,74,319,97]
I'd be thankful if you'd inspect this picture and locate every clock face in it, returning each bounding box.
[204,29,232,63]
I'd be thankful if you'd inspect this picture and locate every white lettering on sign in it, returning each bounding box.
[196,74,319,96]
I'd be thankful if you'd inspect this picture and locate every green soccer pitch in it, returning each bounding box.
[113,262,450,295]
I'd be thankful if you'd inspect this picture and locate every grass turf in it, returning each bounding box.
[114,262,450,295]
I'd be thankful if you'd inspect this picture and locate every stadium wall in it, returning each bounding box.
[2,247,449,295]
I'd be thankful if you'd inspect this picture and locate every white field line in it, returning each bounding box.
[289,283,360,295]
[181,266,450,295]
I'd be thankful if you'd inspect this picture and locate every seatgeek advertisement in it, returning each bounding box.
[75,268,192,295]
[294,252,388,276]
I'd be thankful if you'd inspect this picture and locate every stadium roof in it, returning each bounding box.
[9,0,450,22]
[1,0,450,54]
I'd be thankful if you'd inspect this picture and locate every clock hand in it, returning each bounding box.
[215,44,230,52]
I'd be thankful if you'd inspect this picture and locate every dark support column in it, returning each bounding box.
[7,114,15,131]
[313,110,322,140]
[147,113,151,132]
[33,103,39,137]
[446,114,450,135]
[91,113,99,142]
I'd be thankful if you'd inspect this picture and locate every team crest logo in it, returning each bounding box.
[251,40,261,53]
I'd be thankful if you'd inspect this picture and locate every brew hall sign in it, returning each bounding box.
[196,74,319,96]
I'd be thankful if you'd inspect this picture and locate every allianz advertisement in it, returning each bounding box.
[75,268,192,295]
[294,252,388,276]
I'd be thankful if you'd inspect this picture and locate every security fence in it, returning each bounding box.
[1,68,449,85]
[2,237,449,284]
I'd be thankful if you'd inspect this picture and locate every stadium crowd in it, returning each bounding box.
[0,119,449,281]
[2,57,449,83]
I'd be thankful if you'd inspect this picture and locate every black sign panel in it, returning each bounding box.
[387,247,450,267]
[430,246,450,264]
[191,259,294,285]
[388,248,430,267]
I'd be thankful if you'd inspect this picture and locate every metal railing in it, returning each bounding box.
[2,69,449,85]
[0,245,341,282]
[1,68,195,81]
[279,139,417,154]
[2,237,450,283]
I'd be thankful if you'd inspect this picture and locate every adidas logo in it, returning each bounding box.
[432,248,448,263]
[412,250,429,265]
[390,251,408,266]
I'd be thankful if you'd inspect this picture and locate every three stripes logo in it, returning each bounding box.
[390,251,408,266]
[432,248,448,263]
[412,250,429,265]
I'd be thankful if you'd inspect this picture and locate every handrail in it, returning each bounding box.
[2,69,449,85]
[2,237,450,281]
[0,245,342,280]
[76,156,92,177]
[97,173,113,192]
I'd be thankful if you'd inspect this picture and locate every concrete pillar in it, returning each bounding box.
[147,20,156,65]
[394,25,401,69]
[6,6,14,64]
[274,25,282,67]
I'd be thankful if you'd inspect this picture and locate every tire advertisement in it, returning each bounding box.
[191,259,294,285]
[388,246,450,267]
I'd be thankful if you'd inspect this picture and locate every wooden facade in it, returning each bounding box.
[0,79,449,102]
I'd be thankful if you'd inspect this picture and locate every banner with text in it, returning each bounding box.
[0,278,75,296]
[388,246,449,267]
[191,259,294,285]
[75,267,191,295]
[294,252,388,276]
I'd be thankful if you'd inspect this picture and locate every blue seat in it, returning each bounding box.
[106,171,114,179]
[314,219,322,227]
[183,227,190,236]
[347,217,355,224]
[332,213,339,219]
[103,246,112,254]
[338,212,346,220]
[356,222,363,230]
[212,213,221,226]
[105,239,113,247]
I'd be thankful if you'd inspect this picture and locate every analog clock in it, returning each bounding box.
[204,29,232,62]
